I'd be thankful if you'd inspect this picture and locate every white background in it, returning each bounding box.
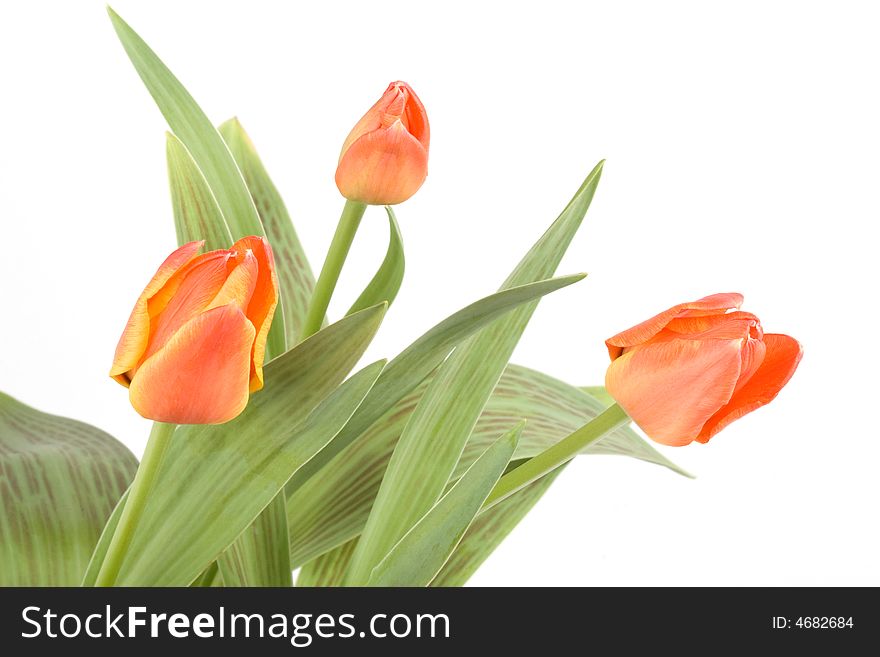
[1,1,877,586]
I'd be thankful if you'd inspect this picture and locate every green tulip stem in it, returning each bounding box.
[482,403,630,511]
[94,421,177,586]
[300,200,368,340]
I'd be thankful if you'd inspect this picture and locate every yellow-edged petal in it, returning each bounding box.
[128,304,256,424]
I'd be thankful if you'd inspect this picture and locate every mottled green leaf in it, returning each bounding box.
[218,495,291,587]
[296,538,357,587]
[219,117,318,343]
[367,424,520,587]
[430,468,564,587]
[346,162,604,583]
[0,393,136,585]
[166,131,232,250]
[287,363,686,568]
[284,275,585,501]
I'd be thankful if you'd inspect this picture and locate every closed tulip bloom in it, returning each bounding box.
[335,81,429,205]
[110,237,279,425]
[605,293,802,446]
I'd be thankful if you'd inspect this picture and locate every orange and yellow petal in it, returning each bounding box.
[696,333,803,443]
[142,252,230,362]
[605,337,743,446]
[339,88,396,159]
[207,249,258,312]
[335,121,429,205]
[605,293,744,359]
[128,304,256,424]
[110,240,204,383]
[230,236,279,391]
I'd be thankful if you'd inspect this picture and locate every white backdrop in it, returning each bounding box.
[1,1,877,586]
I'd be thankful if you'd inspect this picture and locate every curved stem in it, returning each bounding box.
[300,200,367,339]
[482,403,630,511]
[94,421,176,586]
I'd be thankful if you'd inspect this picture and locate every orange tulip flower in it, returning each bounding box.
[335,81,430,205]
[605,293,802,446]
[110,237,279,425]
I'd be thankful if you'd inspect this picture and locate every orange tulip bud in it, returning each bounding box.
[110,236,279,425]
[335,81,430,205]
[605,293,802,446]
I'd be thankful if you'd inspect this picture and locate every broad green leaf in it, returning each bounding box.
[219,118,319,343]
[108,8,262,242]
[284,275,585,501]
[107,7,286,358]
[287,363,686,567]
[191,562,222,587]
[346,162,604,583]
[430,468,564,587]
[83,492,237,587]
[214,119,315,587]
[581,385,615,407]
[367,424,521,587]
[0,393,136,585]
[104,308,385,586]
[218,495,291,587]
[347,207,405,315]
[81,489,126,586]
[166,132,232,250]
[431,383,628,586]
[296,538,357,587]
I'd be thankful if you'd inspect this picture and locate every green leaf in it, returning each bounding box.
[367,424,521,587]
[580,385,615,407]
[215,118,316,586]
[190,562,222,587]
[166,132,233,250]
[346,162,604,583]
[218,495,291,587]
[219,117,319,343]
[0,393,136,585]
[287,363,686,568]
[347,207,405,315]
[108,8,261,240]
[84,495,253,587]
[296,539,357,587]
[430,468,564,587]
[106,7,286,358]
[284,275,585,503]
[103,308,386,586]
[81,489,126,586]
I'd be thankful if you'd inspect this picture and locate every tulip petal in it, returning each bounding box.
[339,89,394,160]
[399,83,430,150]
[110,240,204,385]
[335,122,429,206]
[142,252,230,362]
[129,305,256,424]
[665,311,759,338]
[230,236,279,392]
[696,333,803,443]
[339,82,429,158]
[733,336,766,396]
[606,293,744,359]
[206,249,258,311]
[605,337,743,446]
